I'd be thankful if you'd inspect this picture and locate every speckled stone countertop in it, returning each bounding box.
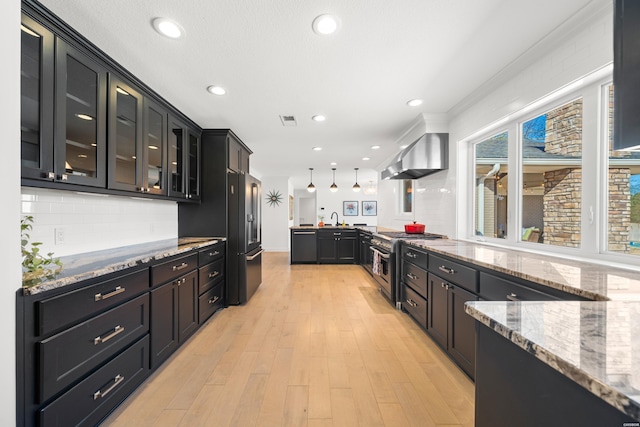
[22,237,225,295]
[404,239,640,301]
[465,300,640,421]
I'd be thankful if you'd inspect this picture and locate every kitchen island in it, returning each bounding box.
[466,300,640,426]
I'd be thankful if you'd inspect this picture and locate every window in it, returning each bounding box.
[521,99,583,247]
[474,132,508,238]
[466,70,639,265]
[400,179,413,214]
[607,84,640,257]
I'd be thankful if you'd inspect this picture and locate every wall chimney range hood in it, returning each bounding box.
[381,133,449,180]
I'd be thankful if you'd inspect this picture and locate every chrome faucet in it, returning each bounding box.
[331,212,339,226]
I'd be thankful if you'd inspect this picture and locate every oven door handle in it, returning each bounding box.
[370,247,390,259]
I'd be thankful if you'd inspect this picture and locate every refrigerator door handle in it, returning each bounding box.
[246,249,264,261]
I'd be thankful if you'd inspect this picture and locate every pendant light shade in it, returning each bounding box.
[307,168,316,192]
[329,168,338,192]
[352,168,361,192]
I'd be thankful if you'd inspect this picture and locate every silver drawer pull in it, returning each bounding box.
[94,374,125,400]
[208,271,220,279]
[406,298,418,308]
[94,325,124,345]
[208,296,220,304]
[172,262,189,272]
[407,252,417,258]
[94,286,125,302]
[208,250,220,256]
[438,266,456,274]
[506,293,520,301]
[406,273,418,280]
[333,232,342,236]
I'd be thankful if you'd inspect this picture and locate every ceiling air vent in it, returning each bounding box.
[279,115,297,126]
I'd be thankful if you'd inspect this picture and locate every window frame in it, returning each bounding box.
[463,69,640,265]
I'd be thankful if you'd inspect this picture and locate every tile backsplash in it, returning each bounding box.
[21,187,178,257]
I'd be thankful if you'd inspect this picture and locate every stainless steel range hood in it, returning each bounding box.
[381,133,449,180]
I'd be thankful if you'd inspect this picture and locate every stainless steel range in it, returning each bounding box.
[369,230,447,308]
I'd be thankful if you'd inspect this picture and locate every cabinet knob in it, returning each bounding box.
[59,174,68,181]
[46,171,55,180]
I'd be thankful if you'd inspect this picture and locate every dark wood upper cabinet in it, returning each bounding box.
[107,76,144,192]
[20,1,201,200]
[614,0,640,151]
[54,39,108,188]
[168,116,200,201]
[20,14,55,181]
[143,98,168,195]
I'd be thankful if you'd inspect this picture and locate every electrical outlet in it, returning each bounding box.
[55,228,65,245]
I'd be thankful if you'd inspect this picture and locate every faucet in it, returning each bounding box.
[330,212,339,226]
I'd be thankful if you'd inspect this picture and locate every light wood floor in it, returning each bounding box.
[103,252,474,427]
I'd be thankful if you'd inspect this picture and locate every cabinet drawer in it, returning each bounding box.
[479,272,559,301]
[198,242,224,266]
[403,262,428,298]
[199,281,224,324]
[38,293,149,402]
[402,245,428,269]
[198,258,224,294]
[430,254,478,293]
[37,269,149,336]
[403,284,427,329]
[151,253,198,286]
[40,335,149,427]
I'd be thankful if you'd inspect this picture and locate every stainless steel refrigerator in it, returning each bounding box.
[227,172,262,304]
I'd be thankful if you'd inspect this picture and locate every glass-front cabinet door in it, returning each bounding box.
[107,76,143,192]
[20,14,54,181]
[143,99,167,195]
[187,130,200,201]
[168,116,186,198]
[54,39,107,187]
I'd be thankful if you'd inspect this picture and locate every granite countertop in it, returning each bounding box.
[405,239,640,301]
[22,237,225,295]
[465,300,640,421]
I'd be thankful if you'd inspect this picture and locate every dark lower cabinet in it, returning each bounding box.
[150,269,198,369]
[317,229,357,264]
[427,272,477,379]
[39,336,149,427]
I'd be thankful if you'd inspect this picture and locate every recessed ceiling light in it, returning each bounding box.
[312,115,326,122]
[407,99,423,107]
[371,145,380,150]
[152,18,185,39]
[330,162,337,166]
[312,14,340,35]
[313,147,322,151]
[362,157,370,161]
[207,85,226,95]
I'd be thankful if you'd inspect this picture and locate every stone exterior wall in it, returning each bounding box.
[608,168,631,253]
[545,99,583,156]
[543,168,581,247]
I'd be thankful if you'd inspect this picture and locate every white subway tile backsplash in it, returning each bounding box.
[21,187,178,256]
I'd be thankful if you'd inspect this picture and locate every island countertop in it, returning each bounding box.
[404,239,640,301]
[22,237,225,295]
[465,300,640,421]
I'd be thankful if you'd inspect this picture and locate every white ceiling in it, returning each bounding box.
[38,0,599,188]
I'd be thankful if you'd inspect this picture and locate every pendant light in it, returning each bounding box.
[329,168,338,192]
[352,168,361,192]
[307,168,316,192]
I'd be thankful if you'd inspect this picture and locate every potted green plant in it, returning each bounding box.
[21,215,62,281]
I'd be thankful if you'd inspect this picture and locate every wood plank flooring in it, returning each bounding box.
[103,252,474,427]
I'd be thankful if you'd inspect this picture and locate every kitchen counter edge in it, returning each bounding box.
[22,237,226,295]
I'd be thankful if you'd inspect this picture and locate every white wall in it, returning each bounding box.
[293,188,316,226]
[261,176,293,251]
[3,0,21,424]
[315,170,379,227]
[376,1,612,239]
[21,188,178,256]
